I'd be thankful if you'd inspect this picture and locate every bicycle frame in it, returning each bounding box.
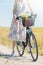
[23,27,32,48]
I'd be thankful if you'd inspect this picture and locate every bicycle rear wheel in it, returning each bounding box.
[30,32,38,62]
[16,41,25,56]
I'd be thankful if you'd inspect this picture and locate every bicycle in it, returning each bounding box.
[16,14,38,62]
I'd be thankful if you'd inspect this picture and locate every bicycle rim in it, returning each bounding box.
[17,41,25,56]
[30,32,38,61]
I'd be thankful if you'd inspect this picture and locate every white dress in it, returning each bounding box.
[9,0,30,42]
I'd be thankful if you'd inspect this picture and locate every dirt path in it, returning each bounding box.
[0,45,43,65]
[0,54,43,65]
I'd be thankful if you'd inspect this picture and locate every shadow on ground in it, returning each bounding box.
[0,53,33,62]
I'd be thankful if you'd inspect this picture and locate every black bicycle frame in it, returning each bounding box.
[23,27,32,48]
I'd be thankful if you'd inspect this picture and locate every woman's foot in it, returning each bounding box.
[10,51,14,57]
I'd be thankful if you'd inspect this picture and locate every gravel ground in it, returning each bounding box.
[0,55,43,65]
[0,45,43,65]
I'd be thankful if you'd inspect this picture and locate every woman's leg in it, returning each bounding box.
[11,40,16,56]
[12,40,16,52]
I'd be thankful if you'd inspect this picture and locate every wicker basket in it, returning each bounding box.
[22,15,35,27]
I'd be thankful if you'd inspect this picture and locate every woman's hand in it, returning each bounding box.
[13,15,17,20]
[14,15,16,20]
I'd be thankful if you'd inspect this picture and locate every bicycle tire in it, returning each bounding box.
[29,32,38,62]
[16,41,25,56]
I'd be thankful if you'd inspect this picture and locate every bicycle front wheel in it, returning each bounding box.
[30,32,38,62]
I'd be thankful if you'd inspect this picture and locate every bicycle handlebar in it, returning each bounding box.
[16,14,37,20]
[16,16,22,20]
